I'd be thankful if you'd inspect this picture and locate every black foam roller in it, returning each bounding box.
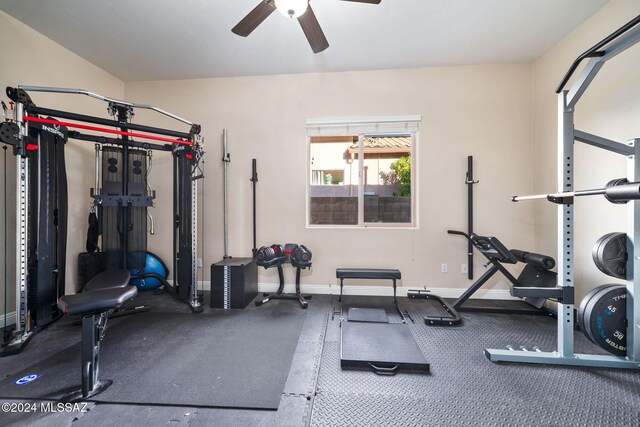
[511,249,556,270]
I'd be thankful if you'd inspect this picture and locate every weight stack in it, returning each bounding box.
[210,258,258,309]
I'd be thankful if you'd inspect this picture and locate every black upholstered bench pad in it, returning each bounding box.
[336,268,401,280]
[84,269,131,291]
[58,286,137,316]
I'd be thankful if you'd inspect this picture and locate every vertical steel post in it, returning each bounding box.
[190,136,201,311]
[557,91,575,357]
[466,155,475,280]
[14,101,29,338]
[251,159,258,258]
[222,129,229,259]
[627,138,640,360]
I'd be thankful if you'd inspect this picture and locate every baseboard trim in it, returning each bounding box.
[193,280,516,300]
[0,312,16,328]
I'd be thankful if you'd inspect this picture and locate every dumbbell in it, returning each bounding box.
[291,245,312,268]
[256,244,284,267]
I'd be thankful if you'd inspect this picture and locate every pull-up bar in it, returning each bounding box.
[19,86,193,126]
[24,116,193,146]
[556,14,640,93]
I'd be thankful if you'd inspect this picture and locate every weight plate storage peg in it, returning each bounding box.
[592,232,627,279]
[578,284,627,356]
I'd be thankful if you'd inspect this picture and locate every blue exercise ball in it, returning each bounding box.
[128,251,168,290]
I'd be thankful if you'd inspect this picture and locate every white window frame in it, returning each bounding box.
[306,115,421,229]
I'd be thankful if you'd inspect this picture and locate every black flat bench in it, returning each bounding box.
[57,269,136,402]
[336,268,408,322]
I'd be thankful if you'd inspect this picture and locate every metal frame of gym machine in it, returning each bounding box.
[485,15,640,368]
[2,85,204,354]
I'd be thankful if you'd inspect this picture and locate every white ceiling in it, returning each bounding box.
[0,0,609,82]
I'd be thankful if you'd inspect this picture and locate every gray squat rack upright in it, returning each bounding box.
[0,86,205,355]
[486,15,640,368]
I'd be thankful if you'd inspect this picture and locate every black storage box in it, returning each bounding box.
[210,258,258,309]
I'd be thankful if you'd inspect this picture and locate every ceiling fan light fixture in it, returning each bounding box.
[274,0,309,18]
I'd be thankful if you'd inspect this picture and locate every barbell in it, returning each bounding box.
[511,178,640,204]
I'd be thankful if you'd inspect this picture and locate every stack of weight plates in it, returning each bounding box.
[578,231,629,356]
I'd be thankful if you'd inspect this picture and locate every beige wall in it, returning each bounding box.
[532,0,640,301]
[16,0,632,306]
[126,64,535,292]
[0,11,123,317]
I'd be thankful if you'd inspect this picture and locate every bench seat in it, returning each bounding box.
[336,268,406,322]
[83,268,131,291]
[58,286,138,317]
[336,268,401,280]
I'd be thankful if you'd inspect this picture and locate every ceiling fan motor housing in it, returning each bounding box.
[275,0,309,18]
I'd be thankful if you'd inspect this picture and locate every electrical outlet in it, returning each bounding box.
[441,263,448,273]
[197,258,203,268]
[461,264,468,274]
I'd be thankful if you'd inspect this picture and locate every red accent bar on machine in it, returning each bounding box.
[24,116,193,146]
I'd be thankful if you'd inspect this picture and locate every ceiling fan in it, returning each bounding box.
[232,0,382,54]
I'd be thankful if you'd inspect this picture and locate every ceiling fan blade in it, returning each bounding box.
[232,0,276,37]
[339,0,382,4]
[297,5,329,54]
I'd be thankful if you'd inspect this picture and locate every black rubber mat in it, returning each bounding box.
[341,321,429,372]
[347,307,388,323]
[0,300,307,409]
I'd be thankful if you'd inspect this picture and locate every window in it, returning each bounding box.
[306,116,420,227]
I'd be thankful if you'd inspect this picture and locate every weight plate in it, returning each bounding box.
[579,284,627,356]
[592,232,627,279]
[578,284,612,341]
[592,233,613,279]
[604,178,629,204]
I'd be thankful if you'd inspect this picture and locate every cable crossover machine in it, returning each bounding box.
[0,85,205,356]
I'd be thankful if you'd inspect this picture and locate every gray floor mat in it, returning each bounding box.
[310,296,640,426]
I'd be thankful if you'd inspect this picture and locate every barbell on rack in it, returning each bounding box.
[511,178,640,204]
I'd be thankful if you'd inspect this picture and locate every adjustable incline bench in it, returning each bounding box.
[57,269,137,401]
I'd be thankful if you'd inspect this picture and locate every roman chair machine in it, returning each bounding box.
[0,85,204,356]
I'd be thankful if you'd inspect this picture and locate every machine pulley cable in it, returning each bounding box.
[23,116,193,146]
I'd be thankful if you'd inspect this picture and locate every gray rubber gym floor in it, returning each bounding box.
[1,291,640,426]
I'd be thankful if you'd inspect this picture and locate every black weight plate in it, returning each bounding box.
[578,284,612,341]
[592,233,614,279]
[592,232,627,279]
[604,178,629,204]
[580,284,627,356]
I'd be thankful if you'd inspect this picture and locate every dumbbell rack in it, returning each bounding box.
[485,15,640,368]
[255,263,311,309]
[255,253,312,309]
